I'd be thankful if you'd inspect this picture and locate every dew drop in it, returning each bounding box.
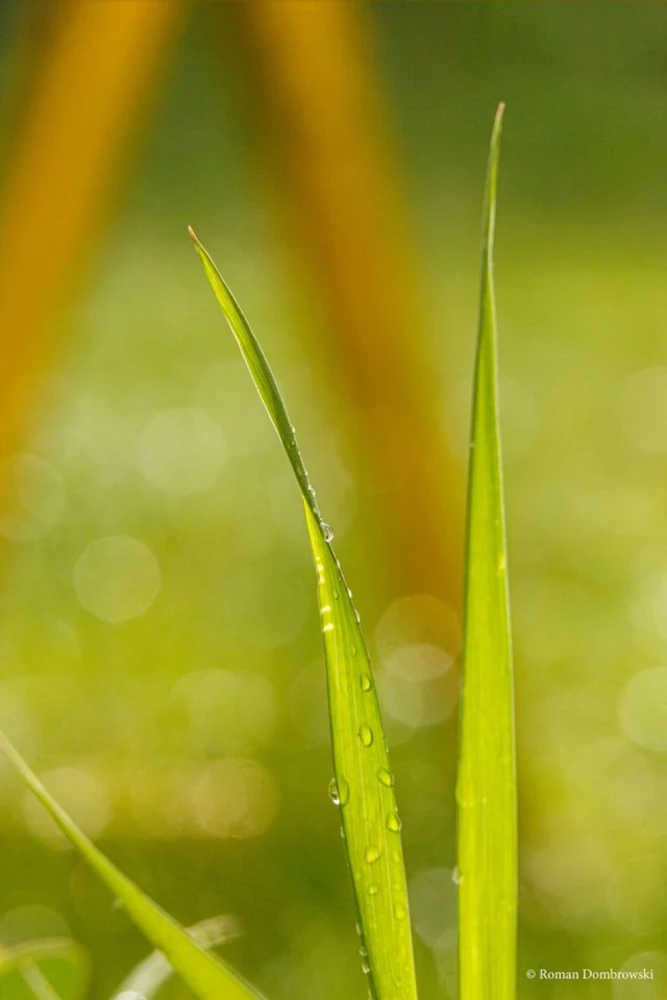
[361,959,370,975]
[387,811,402,833]
[328,775,349,807]
[377,767,394,787]
[360,673,372,692]
[322,523,334,543]
[394,903,407,921]
[452,865,463,885]
[365,845,382,864]
[359,724,374,747]
[367,884,380,897]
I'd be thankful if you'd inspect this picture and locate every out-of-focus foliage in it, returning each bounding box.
[0,4,667,1000]
[1,734,266,1000]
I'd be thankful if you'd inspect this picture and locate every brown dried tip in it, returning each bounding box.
[187,225,197,241]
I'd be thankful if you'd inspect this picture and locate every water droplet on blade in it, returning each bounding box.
[378,767,395,787]
[321,523,334,542]
[328,775,349,806]
[367,884,380,896]
[328,778,341,805]
[365,845,382,864]
[387,811,402,833]
[361,673,372,692]
[359,724,374,747]
[452,865,462,885]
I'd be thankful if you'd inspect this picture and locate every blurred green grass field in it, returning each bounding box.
[2,4,667,998]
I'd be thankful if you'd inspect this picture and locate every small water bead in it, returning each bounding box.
[328,776,350,806]
[365,845,383,864]
[322,523,334,542]
[377,767,394,787]
[359,724,374,747]
[367,884,380,897]
[394,903,407,921]
[387,811,402,833]
[361,673,372,692]
[361,958,370,975]
[451,865,463,885]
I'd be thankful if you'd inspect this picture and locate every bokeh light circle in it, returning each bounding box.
[136,407,227,496]
[73,536,161,622]
[618,667,667,752]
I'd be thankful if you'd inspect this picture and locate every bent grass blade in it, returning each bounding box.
[456,104,517,1000]
[0,734,267,1000]
[191,230,418,1000]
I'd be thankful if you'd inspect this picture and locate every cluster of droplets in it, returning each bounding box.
[322,583,412,993]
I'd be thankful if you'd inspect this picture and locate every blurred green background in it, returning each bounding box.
[2,3,667,998]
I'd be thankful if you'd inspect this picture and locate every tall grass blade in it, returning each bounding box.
[456,103,517,1000]
[191,229,418,1000]
[0,735,267,1000]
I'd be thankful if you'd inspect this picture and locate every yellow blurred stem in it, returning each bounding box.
[0,0,187,471]
[232,0,465,609]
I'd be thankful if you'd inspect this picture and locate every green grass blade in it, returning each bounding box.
[191,231,418,1000]
[456,103,517,1000]
[111,916,240,1000]
[0,735,267,1000]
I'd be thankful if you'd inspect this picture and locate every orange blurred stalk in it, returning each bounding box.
[0,0,187,475]
[234,0,465,609]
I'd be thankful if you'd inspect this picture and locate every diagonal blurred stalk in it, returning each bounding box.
[0,0,187,499]
[229,0,465,609]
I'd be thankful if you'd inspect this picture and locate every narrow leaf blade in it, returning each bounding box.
[456,103,517,1000]
[0,735,266,1000]
[191,232,418,1000]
